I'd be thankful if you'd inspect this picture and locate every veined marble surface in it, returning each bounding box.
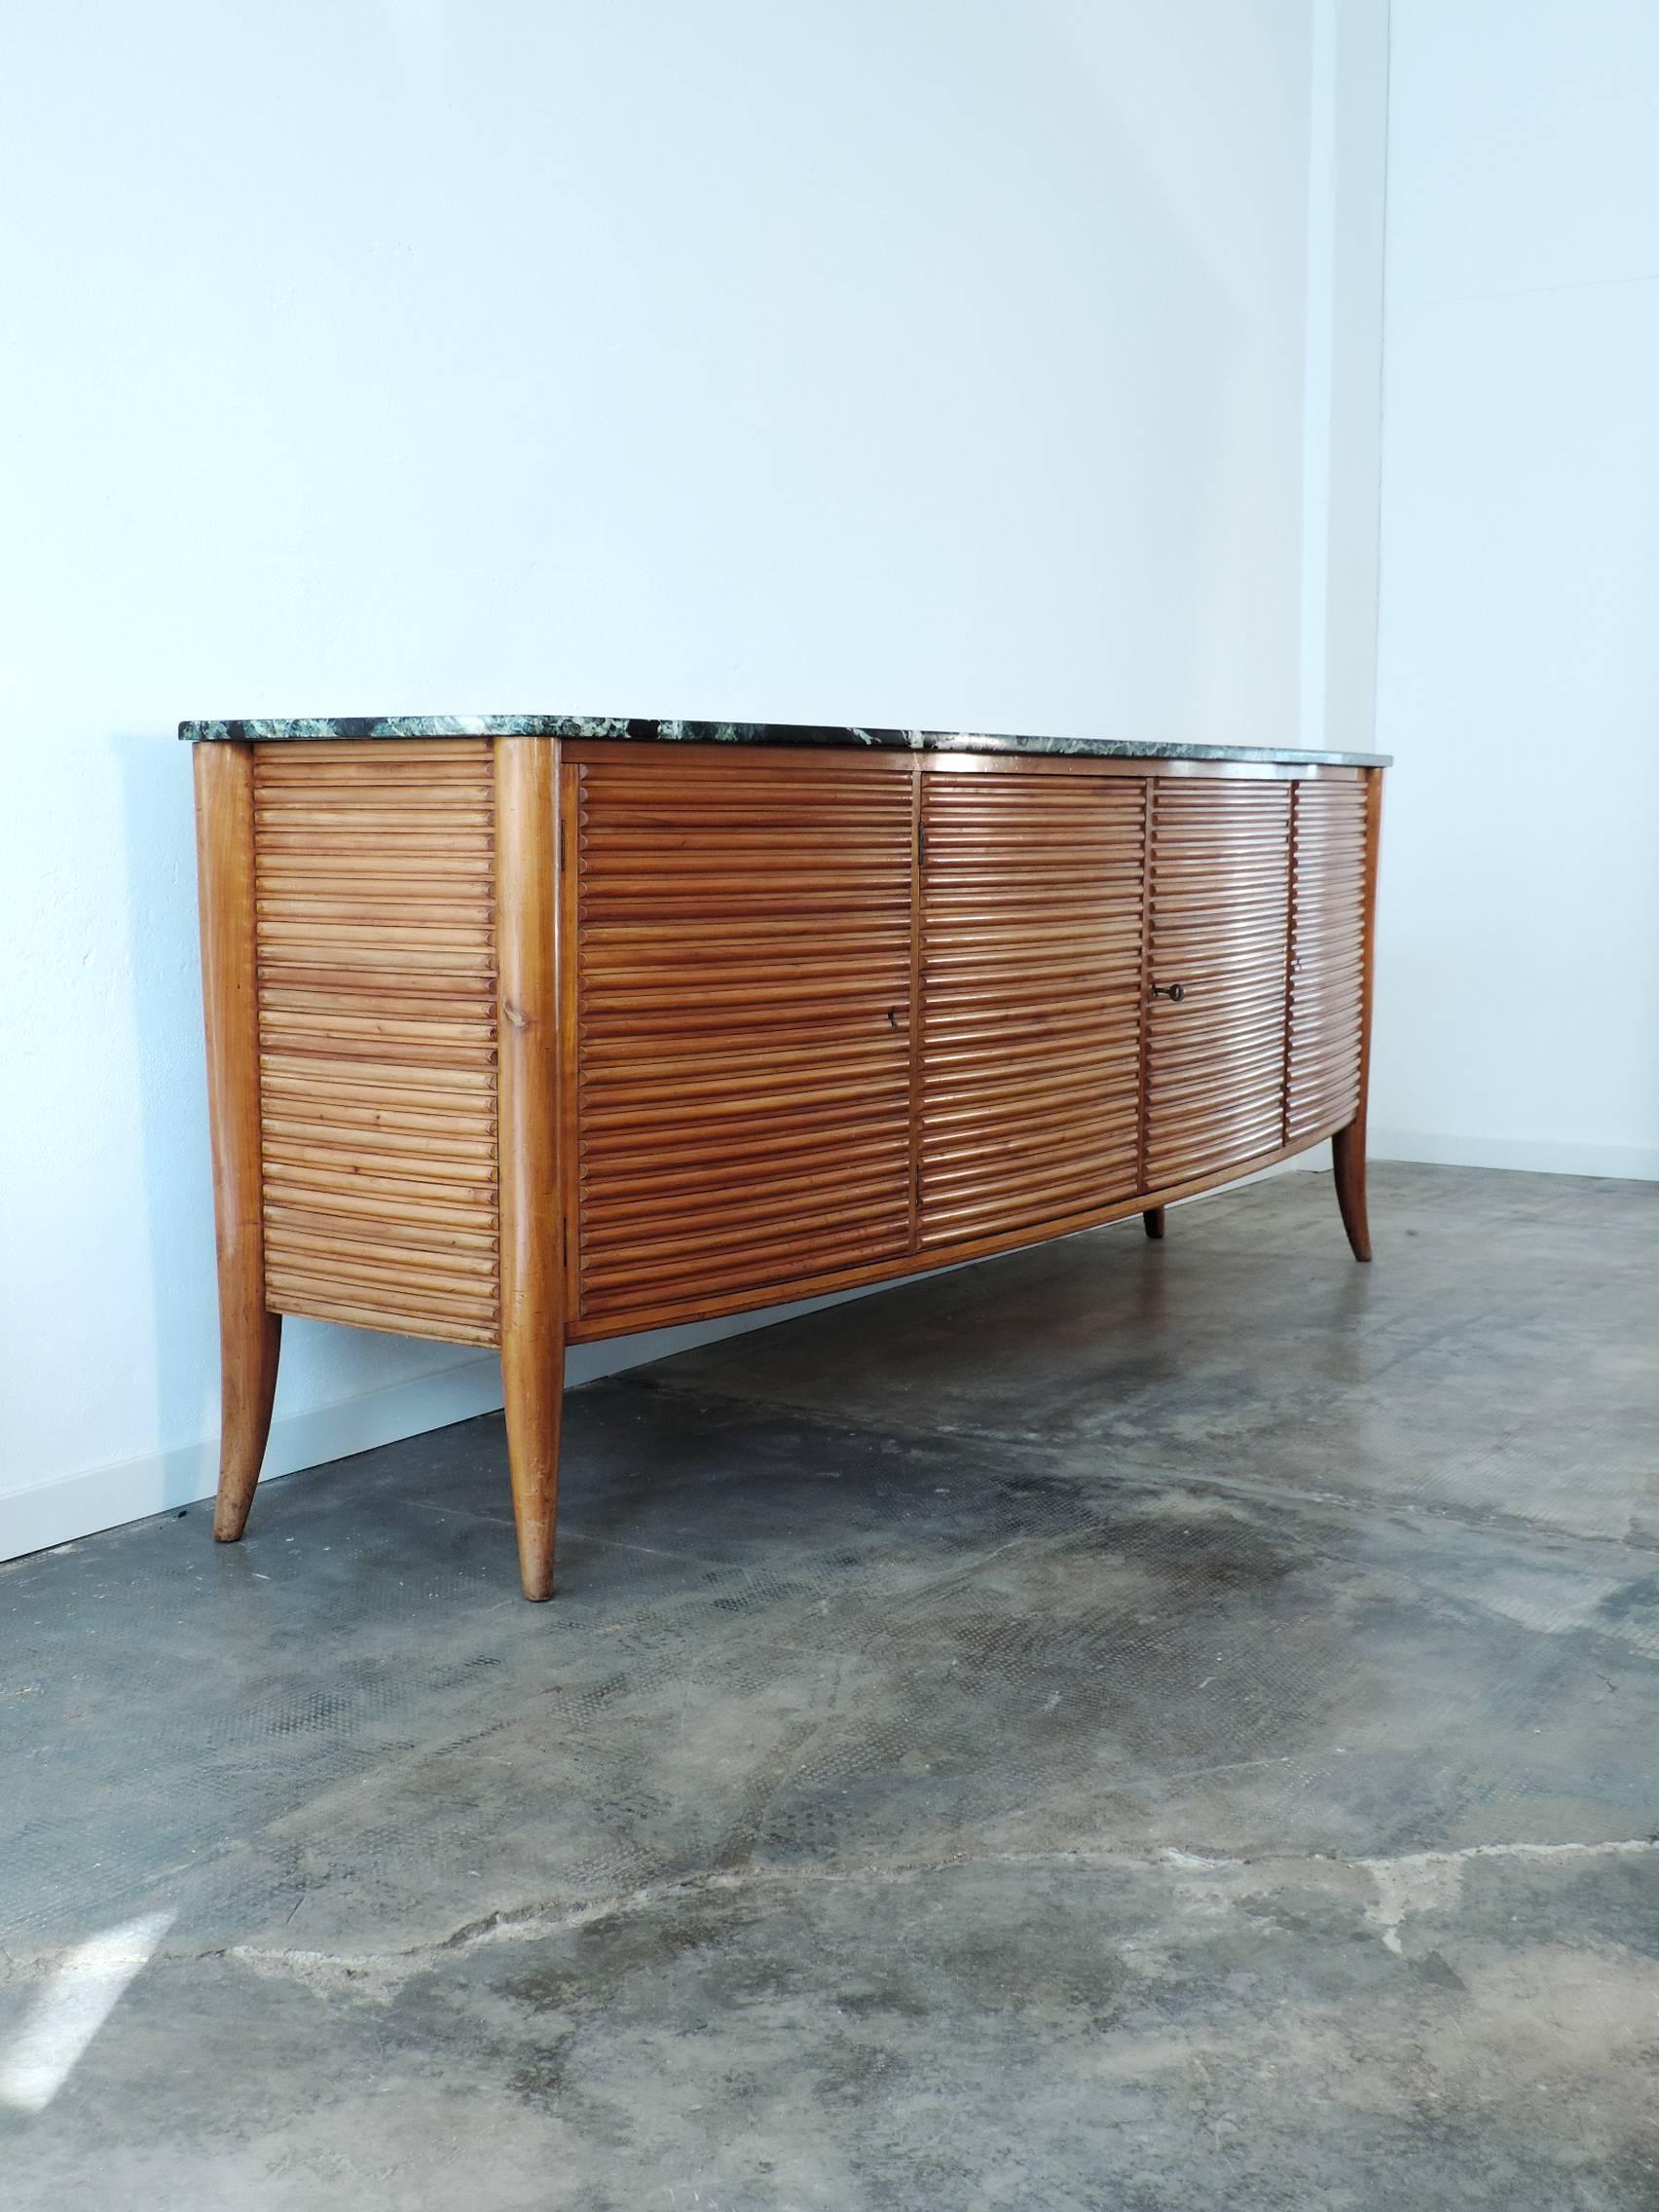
[178,715,1389,768]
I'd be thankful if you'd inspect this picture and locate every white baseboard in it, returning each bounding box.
[0,1274,901,1565]
[0,1355,509,1565]
[1368,1126,1659,1182]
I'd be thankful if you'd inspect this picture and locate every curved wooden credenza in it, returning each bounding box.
[187,719,1386,1598]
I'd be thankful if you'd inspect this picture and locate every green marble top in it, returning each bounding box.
[178,715,1388,767]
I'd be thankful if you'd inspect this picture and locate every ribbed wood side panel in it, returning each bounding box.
[251,741,500,1346]
[571,756,914,1326]
[918,769,1146,1248]
[1287,779,1368,1142]
[1145,778,1291,1190]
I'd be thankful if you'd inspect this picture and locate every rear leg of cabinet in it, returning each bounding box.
[1333,1122,1372,1262]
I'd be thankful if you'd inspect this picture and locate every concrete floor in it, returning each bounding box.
[5,1161,1659,2209]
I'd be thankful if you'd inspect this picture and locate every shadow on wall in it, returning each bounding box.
[114,732,219,1476]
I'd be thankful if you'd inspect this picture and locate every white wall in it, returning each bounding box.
[1,0,1358,1557]
[1309,0,1391,756]
[1370,0,1659,1178]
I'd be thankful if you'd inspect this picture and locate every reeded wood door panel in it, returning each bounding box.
[1288,778,1369,1142]
[569,752,915,1328]
[918,765,1146,1249]
[252,740,501,1346]
[1144,778,1291,1191]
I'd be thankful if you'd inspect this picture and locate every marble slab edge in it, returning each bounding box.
[177,715,1389,769]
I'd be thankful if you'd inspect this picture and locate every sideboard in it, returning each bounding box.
[184,717,1387,1598]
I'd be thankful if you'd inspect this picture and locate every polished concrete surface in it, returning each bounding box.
[5,1162,1658,2208]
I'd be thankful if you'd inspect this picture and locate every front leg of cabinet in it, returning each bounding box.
[1142,1206,1166,1240]
[1332,1121,1372,1263]
[194,740,283,1543]
[496,738,565,1600]
[501,1331,563,1602]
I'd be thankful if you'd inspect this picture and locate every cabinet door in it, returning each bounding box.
[918,764,1146,1250]
[568,750,916,1330]
[1287,777,1370,1142]
[1144,777,1291,1191]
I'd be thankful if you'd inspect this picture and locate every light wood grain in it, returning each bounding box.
[1288,777,1370,1144]
[568,753,914,1330]
[496,738,564,1600]
[1144,777,1292,1191]
[917,765,1145,1248]
[194,742,282,1541]
[253,740,501,1344]
[199,732,1383,1597]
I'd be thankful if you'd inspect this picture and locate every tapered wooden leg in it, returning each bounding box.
[502,1332,562,1602]
[1334,769,1382,1267]
[1142,1206,1165,1240]
[496,738,565,1600]
[213,1310,281,1540]
[1333,1120,1371,1262]
[194,741,282,1543]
